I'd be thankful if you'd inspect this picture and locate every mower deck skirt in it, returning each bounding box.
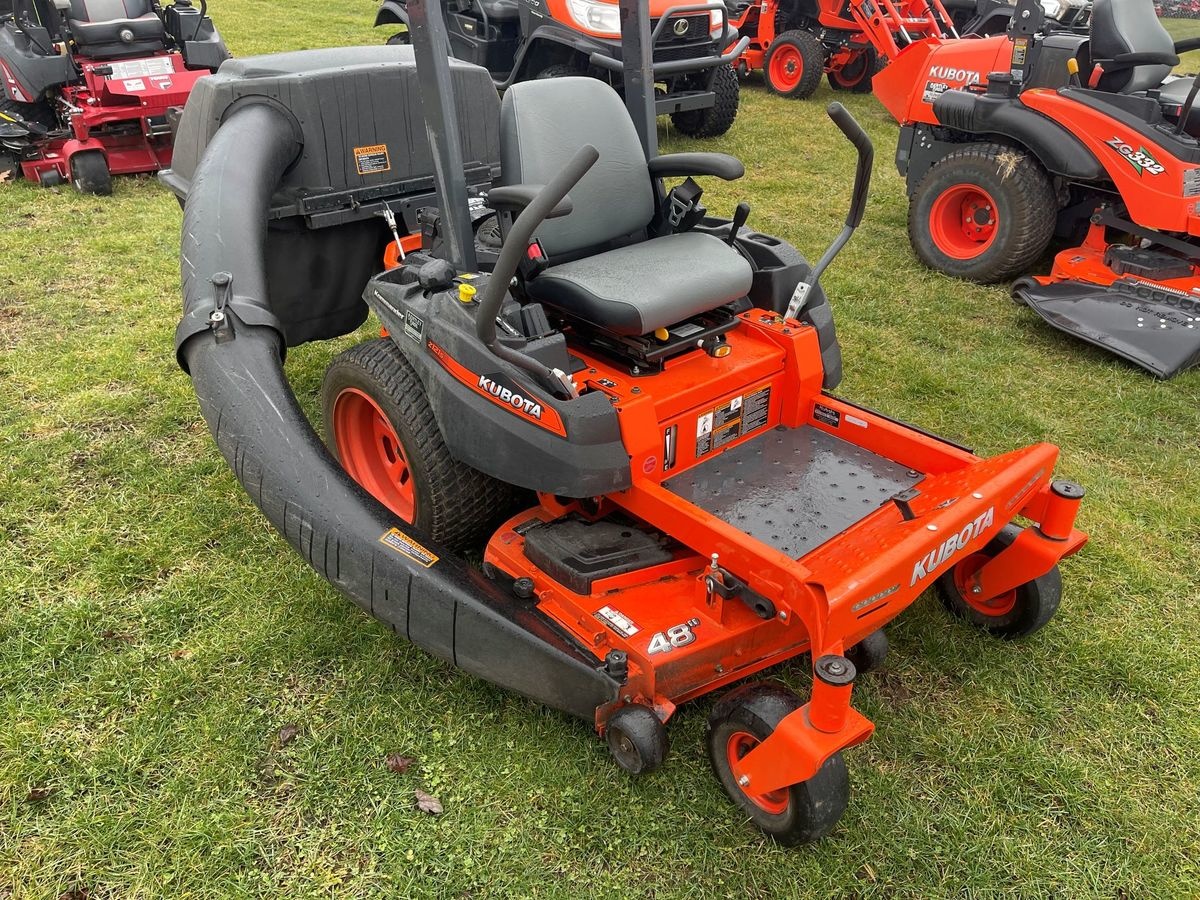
[662,426,921,559]
[1012,277,1200,379]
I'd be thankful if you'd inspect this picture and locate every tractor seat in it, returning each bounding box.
[68,0,166,59]
[477,0,519,20]
[499,77,753,336]
[1089,0,1174,93]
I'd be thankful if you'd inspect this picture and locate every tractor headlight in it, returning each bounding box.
[566,0,621,37]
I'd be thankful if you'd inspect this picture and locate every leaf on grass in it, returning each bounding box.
[169,647,192,660]
[385,753,415,774]
[277,723,301,747]
[414,789,443,815]
[26,785,55,802]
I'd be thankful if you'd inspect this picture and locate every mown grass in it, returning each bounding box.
[2,4,1198,897]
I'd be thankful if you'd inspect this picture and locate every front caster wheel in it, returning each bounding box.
[69,150,112,195]
[707,683,849,844]
[845,629,888,674]
[605,705,668,775]
[936,524,1063,638]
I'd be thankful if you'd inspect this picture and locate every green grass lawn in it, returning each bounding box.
[2,3,1199,897]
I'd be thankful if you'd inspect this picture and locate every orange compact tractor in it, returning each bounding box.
[873,0,1200,377]
[164,0,1087,843]
[726,0,958,98]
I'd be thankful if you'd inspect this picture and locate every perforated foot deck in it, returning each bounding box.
[661,426,923,560]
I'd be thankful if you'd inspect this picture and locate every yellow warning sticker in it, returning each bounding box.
[354,143,391,175]
[379,527,439,567]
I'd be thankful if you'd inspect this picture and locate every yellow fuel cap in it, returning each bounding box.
[458,282,477,303]
[654,327,670,341]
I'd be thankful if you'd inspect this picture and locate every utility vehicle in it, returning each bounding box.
[374,0,748,137]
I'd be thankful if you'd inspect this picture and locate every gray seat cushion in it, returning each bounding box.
[527,231,753,336]
[1090,0,1173,93]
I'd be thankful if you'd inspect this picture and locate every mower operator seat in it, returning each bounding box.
[498,77,753,337]
[67,0,166,59]
[1089,0,1174,93]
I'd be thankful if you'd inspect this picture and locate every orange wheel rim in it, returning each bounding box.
[332,387,417,522]
[768,44,804,91]
[929,183,999,260]
[726,731,790,815]
[954,551,1017,617]
[831,50,868,87]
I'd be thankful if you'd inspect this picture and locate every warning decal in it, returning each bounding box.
[379,527,439,567]
[354,143,391,175]
[695,385,772,459]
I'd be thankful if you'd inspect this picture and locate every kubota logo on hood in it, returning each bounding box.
[928,65,982,85]
[1105,137,1165,176]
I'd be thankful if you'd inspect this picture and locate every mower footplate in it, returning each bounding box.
[1012,277,1200,379]
[661,425,922,559]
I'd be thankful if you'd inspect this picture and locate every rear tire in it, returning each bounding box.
[385,28,410,45]
[321,338,518,552]
[763,30,824,99]
[935,525,1063,638]
[908,142,1055,283]
[669,63,739,138]
[828,46,877,93]
[707,683,849,844]
[69,150,111,195]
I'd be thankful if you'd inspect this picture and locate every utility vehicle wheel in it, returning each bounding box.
[936,525,1063,638]
[828,46,877,93]
[322,338,517,552]
[708,683,849,844]
[69,151,111,195]
[845,629,888,674]
[606,705,669,775]
[535,63,584,79]
[669,64,739,138]
[908,143,1055,283]
[763,30,824,99]
[385,28,410,45]
[37,169,63,187]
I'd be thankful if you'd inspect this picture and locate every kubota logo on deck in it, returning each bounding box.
[909,507,994,587]
[477,375,544,420]
[1105,137,1165,176]
[928,65,982,85]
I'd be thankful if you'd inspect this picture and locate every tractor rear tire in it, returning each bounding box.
[828,46,878,93]
[321,338,520,552]
[535,63,584,79]
[69,150,112,195]
[763,30,824,99]
[908,142,1055,283]
[385,28,410,45]
[670,63,739,138]
[708,682,849,844]
[935,525,1063,638]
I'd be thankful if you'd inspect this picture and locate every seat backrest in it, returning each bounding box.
[499,77,654,258]
[1090,0,1173,93]
[68,0,153,23]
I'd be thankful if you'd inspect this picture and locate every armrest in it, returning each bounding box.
[486,184,573,219]
[1107,50,1180,71]
[1175,37,1200,56]
[647,152,745,181]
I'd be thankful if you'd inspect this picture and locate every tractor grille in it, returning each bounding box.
[652,13,712,44]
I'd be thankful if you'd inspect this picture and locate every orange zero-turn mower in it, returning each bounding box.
[166,4,1086,844]
[873,0,1200,377]
[725,0,958,99]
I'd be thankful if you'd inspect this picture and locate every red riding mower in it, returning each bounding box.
[725,0,958,99]
[163,1,1086,842]
[0,0,226,192]
[873,0,1200,377]
[373,0,749,138]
